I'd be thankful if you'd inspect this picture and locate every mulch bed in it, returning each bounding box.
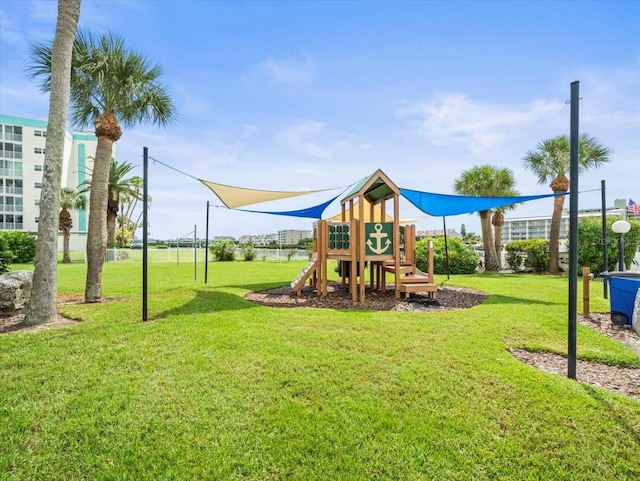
[245,281,487,311]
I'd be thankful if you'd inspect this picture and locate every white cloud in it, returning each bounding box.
[396,92,564,152]
[278,120,360,159]
[254,56,313,84]
[578,64,640,128]
[279,120,331,158]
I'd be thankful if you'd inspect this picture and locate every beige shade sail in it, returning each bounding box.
[200,179,340,209]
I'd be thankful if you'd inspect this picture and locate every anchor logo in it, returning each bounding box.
[367,223,392,254]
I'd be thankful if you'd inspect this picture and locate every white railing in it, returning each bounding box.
[0,151,22,159]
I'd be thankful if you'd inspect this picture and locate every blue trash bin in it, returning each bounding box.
[601,272,640,326]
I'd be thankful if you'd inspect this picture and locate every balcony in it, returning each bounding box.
[0,150,23,159]
[0,133,22,142]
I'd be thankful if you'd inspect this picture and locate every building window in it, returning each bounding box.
[35,182,42,189]
[2,125,23,142]
[5,179,22,195]
[34,130,46,137]
[0,142,22,159]
[35,164,43,171]
[35,199,40,206]
[35,217,39,223]
[34,147,45,154]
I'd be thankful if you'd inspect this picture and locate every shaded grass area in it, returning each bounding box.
[1,262,639,480]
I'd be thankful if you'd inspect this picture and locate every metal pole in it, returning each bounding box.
[618,233,625,272]
[176,237,179,266]
[142,147,148,322]
[567,81,580,380]
[601,180,608,298]
[194,224,197,281]
[442,216,450,280]
[205,201,210,284]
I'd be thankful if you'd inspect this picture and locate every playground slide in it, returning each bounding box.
[414,267,430,278]
[290,258,318,292]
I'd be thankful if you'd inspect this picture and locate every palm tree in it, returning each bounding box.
[107,159,143,246]
[28,30,175,302]
[58,187,87,263]
[80,159,144,247]
[491,187,519,269]
[24,0,81,325]
[454,165,517,271]
[523,134,611,273]
[118,175,144,247]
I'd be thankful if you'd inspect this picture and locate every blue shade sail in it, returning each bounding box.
[237,195,340,219]
[399,188,564,217]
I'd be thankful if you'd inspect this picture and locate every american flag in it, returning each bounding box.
[628,199,640,215]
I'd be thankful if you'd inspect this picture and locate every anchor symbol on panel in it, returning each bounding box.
[367,223,391,254]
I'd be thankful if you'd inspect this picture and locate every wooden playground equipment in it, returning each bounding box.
[291,169,436,302]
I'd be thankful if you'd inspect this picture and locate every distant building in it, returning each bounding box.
[502,199,629,243]
[212,235,236,242]
[278,229,312,246]
[417,228,461,240]
[246,233,278,246]
[0,114,99,251]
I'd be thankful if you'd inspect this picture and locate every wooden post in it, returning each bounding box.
[351,219,358,302]
[582,267,590,318]
[359,199,366,301]
[393,196,400,299]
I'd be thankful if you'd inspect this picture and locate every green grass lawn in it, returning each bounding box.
[1,261,639,480]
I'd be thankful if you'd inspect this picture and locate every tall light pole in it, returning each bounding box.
[611,220,631,271]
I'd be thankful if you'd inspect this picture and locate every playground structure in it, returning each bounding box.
[291,169,436,302]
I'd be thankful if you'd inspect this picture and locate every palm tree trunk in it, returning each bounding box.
[85,136,114,302]
[480,210,499,271]
[25,0,81,325]
[63,233,71,263]
[107,212,117,246]
[493,226,502,269]
[548,173,570,274]
[548,194,566,274]
[492,211,505,270]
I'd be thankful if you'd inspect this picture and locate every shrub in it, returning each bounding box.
[505,239,549,272]
[241,243,257,261]
[415,237,478,275]
[0,231,36,264]
[155,244,168,249]
[577,216,640,275]
[0,234,12,273]
[286,248,298,261]
[210,240,236,262]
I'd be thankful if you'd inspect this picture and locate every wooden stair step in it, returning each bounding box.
[400,282,437,293]
[400,275,431,283]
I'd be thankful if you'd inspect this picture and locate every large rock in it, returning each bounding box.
[0,270,33,314]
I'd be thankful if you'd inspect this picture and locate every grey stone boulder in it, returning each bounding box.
[0,270,33,314]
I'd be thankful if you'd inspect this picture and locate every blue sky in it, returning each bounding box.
[1,0,639,239]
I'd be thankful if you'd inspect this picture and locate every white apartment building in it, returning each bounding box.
[238,230,312,246]
[502,199,633,243]
[278,229,313,246]
[0,115,98,252]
